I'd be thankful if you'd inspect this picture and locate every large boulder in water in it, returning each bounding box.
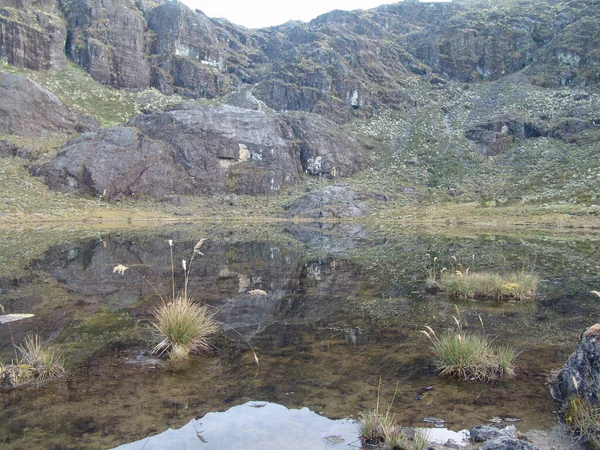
[553,323,600,404]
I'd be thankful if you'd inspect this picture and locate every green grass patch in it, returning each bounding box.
[421,310,519,381]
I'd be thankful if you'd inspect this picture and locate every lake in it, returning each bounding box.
[1,222,598,449]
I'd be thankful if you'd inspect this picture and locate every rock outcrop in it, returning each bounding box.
[0,0,67,70]
[60,0,151,89]
[38,104,366,198]
[7,0,599,121]
[0,73,98,138]
[284,186,369,219]
[553,323,600,405]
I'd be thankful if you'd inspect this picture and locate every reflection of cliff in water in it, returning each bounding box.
[29,234,366,332]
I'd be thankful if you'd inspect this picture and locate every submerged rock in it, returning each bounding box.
[478,436,537,450]
[553,323,600,405]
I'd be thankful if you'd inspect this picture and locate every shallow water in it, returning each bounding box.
[1,223,599,449]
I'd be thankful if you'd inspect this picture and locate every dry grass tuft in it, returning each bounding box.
[563,395,600,448]
[426,255,538,300]
[151,294,219,360]
[1,334,65,387]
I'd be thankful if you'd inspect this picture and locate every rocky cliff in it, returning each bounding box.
[1,0,599,203]
[4,0,599,116]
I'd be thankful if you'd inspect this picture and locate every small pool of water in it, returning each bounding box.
[1,223,598,448]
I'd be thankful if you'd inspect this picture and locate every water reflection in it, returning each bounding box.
[113,402,358,450]
[0,224,599,449]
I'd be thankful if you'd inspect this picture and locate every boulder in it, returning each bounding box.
[0,73,98,138]
[471,425,517,443]
[37,104,366,198]
[479,437,537,450]
[553,323,600,405]
[37,127,183,199]
[285,186,369,218]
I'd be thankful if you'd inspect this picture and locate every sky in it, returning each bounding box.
[179,0,404,29]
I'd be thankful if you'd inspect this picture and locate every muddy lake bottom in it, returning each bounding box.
[1,222,599,449]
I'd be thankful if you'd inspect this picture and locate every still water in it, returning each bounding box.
[1,222,599,449]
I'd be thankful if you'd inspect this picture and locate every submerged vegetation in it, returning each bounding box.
[421,309,518,381]
[426,254,538,300]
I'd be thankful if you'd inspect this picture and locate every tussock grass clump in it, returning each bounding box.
[114,239,219,361]
[358,380,430,449]
[1,334,65,387]
[439,270,538,300]
[563,395,600,448]
[152,294,218,360]
[17,334,66,380]
[426,255,538,300]
[421,310,518,381]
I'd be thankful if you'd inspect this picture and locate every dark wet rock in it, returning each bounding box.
[285,186,368,219]
[471,425,517,443]
[37,104,365,197]
[0,0,67,70]
[478,436,537,450]
[553,323,600,405]
[0,73,98,138]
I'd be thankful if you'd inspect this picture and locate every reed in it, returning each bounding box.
[357,379,430,449]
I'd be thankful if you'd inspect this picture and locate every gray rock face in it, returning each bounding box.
[283,112,365,177]
[5,0,600,123]
[38,104,366,197]
[38,127,182,198]
[0,0,67,70]
[61,0,151,89]
[285,186,369,219]
[0,73,98,137]
[553,323,600,405]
